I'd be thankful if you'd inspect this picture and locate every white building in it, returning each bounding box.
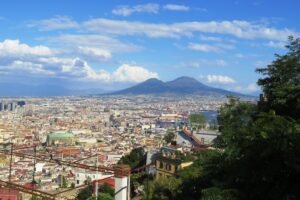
[75,170,112,186]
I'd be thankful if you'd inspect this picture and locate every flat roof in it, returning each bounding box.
[47,132,74,139]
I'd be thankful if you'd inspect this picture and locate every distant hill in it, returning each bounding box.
[107,76,247,96]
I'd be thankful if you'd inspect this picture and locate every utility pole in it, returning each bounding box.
[95,150,99,200]
[9,143,13,182]
[32,146,37,184]
[61,151,64,188]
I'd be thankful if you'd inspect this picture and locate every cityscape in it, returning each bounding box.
[0,1,300,200]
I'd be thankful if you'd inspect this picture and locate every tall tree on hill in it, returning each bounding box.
[172,37,300,200]
[256,36,300,119]
[206,36,300,199]
[118,147,146,169]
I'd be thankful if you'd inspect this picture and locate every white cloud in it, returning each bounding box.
[181,59,228,68]
[233,83,260,93]
[188,43,235,53]
[77,46,112,61]
[199,35,222,41]
[246,83,259,92]
[81,18,296,41]
[163,4,190,11]
[206,75,235,84]
[0,39,52,57]
[50,34,141,53]
[254,60,270,67]
[30,17,298,41]
[112,64,158,82]
[0,39,157,83]
[112,3,159,16]
[28,16,79,31]
[9,60,54,75]
[264,41,286,49]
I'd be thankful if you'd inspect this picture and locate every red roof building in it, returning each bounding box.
[0,188,20,200]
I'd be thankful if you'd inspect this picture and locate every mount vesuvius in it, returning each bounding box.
[106,76,246,96]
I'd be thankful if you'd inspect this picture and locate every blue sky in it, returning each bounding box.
[0,0,299,94]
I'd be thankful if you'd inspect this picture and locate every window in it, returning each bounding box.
[77,180,80,184]
[201,138,205,144]
[159,161,163,169]
[166,164,171,171]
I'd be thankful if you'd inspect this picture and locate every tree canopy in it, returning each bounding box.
[164,130,176,144]
[118,147,146,169]
[256,36,300,119]
[189,113,206,129]
[139,37,300,200]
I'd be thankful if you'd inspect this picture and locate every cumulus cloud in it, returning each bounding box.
[112,3,159,16]
[112,64,158,82]
[77,46,112,61]
[0,39,52,57]
[188,43,235,53]
[59,60,158,82]
[206,75,235,84]
[0,60,47,75]
[163,4,190,11]
[0,39,157,83]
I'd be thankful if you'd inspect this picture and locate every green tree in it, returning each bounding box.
[256,36,300,120]
[164,130,175,144]
[99,183,114,197]
[30,196,42,200]
[118,147,146,169]
[189,113,206,129]
[145,177,182,200]
[61,176,68,188]
[177,36,300,200]
[87,193,114,200]
[77,185,93,200]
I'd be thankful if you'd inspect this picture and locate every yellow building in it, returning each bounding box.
[155,153,193,179]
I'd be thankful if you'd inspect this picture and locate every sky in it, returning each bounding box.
[0,0,299,94]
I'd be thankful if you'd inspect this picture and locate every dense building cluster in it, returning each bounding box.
[0,95,234,199]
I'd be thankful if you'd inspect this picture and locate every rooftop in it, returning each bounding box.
[47,132,74,139]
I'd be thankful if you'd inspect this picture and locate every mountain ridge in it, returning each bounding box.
[107,76,247,96]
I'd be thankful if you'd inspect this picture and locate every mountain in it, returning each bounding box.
[108,76,246,96]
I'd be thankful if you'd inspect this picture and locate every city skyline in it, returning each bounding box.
[0,0,299,95]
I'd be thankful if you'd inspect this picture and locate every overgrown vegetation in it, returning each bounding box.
[139,36,300,200]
